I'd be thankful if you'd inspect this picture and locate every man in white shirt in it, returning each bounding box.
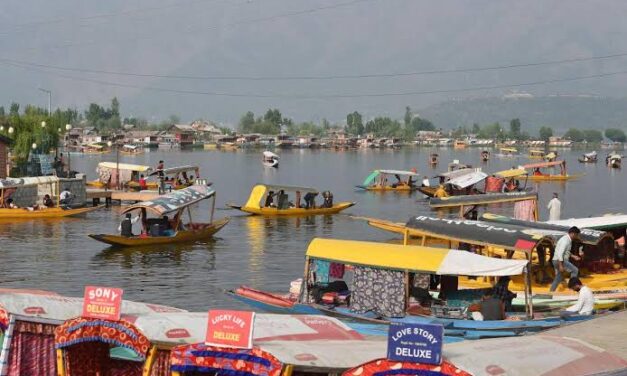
[560,277,594,317]
[550,226,581,292]
[547,192,561,221]
[422,176,430,187]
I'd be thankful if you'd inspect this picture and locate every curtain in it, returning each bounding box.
[350,267,405,317]
[7,321,56,376]
[149,350,171,376]
[514,200,536,221]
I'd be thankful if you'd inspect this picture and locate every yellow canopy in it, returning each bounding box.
[306,238,447,272]
[87,144,104,149]
[494,168,528,178]
[500,147,517,153]
[97,162,152,172]
[528,149,544,155]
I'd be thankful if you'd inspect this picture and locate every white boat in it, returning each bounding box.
[262,151,279,168]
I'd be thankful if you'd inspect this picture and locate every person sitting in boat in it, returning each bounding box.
[277,190,289,209]
[434,185,449,198]
[43,194,55,208]
[59,188,73,206]
[304,191,318,209]
[391,174,403,188]
[187,175,195,185]
[6,198,18,209]
[470,290,505,321]
[493,276,516,312]
[118,213,139,237]
[533,167,544,176]
[560,277,594,318]
[422,176,430,187]
[321,191,334,208]
[139,175,147,191]
[264,191,276,207]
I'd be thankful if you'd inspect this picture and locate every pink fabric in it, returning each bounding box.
[7,321,57,376]
[514,200,536,221]
[329,263,345,279]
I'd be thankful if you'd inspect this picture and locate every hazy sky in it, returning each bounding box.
[2,0,627,123]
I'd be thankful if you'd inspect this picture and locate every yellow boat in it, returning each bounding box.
[89,162,153,189]
[228,184,355,216]
[89,184,228,247]
[119,144,144,155]
[0,206,101,219]
[356,169,420,192]
[528,149,545,159]
[523,160,582,181]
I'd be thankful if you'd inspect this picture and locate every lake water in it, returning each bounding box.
[0,147,624,310]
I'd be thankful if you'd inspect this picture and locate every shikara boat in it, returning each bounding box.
[89,184,229,247]
[528,149,545,159]
[419,169,486,197]
[120,144,143,155]
[228,184,355,216]
[480,150,490,162]
[355,169,420,191]
[429,191,539,220]
[606,152,622,168]
[82,143,108,154]
[578,150,598,163]
[87,162,153,189]
[523,160,582,181]
[230,238,576,337]
[495,147,518,157]
[128,165,202,191]
[429,153,439,166]
[0,178,102,219]
[262,150,280,168]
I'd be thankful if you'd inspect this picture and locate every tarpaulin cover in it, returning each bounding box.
[405,216,555,252]
[54,317,151,360]
[170,344,283,376]
[437,168,474,180]
[123,184,215,216]
[437,250,528,276]
[430,191,537,208]
[447,171,488,188]
[480,213,608,245]
[342,359,471,376]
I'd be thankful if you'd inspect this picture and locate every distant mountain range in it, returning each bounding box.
[419,96,627,133]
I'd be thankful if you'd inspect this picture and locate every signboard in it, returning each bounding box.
[206,310,255,349]
[82,286,123,321]
[387,322,443,365]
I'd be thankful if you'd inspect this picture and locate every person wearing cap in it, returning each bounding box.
[550,226,581,292]
[547,192,561,221]
[560,277,594,317]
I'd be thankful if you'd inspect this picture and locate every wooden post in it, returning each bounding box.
[298,257,310,303]
[525,250,534,319]
[56,349,66,376]
[210,193,216,222]
[403,229,409,246]
[142,345,158,376]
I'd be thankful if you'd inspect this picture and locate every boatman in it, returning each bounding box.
[118,213,140,237]
[434,185,448,198]
[547,192,561,221]
[560,277,594,318]
[550,226,581,292]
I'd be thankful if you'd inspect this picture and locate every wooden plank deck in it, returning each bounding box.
[86,189,160,204]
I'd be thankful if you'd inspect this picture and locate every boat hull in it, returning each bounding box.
[229,202,355,216]
[356,185,417,192]
[263,161,279,168]
[88,217,229,247]
[527,174,583,181]
[0,206,102,219]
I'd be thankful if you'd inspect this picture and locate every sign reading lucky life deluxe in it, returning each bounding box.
[82,286,124,321]
[206,310,255,349]
[387,322,443,365]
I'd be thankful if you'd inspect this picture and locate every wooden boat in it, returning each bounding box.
[522,160,582,181]
[89,184,229,247]
[228,184,355,216]
[0,205,101,219]
[528,149,545,159]
[480,150,490,162]
[454,139,466,149]
[82,143,108,154]
[419,168,485,197]
[578,151,598,163]
[606,152,622,168]
[120,144,143,155]
[127,165,201,192]
[429,153,438,166]
[87,162,153,189]
[262,151,279,168]
[355,169,419,191]
[230,238,573,336]
[495,147,518,157]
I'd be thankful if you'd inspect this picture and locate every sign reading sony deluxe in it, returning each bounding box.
[387,322,443,365]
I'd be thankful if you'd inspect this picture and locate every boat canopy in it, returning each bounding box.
[494,168,528,178]
[0,178,31,188]
[584,151,597,158]
[123,184,215,216]
[148,164,199,176]
[97,162,152,172]
[306,238,528,276]
[528,149,544,155]
[522,160,565,169]
[545,152,557,160]
[438,168,475,180]
[122,144,138,150]
[480,213,610,245]
[430,191,538,208]
[549,214,627,231]
[447,171,488,188]
[361,170,418,186]
[262,151,279,158]
[405,216,556,253]
[499,147,517,152]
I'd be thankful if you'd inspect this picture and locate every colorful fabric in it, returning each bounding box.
[7,320,57,376]
[149,349,171,376]
[0,308,8,332]
[314,260,330,284]
[54,317,150,360]
[343,359,471,376]
[350,267,405,318]
[514,199,536,221]
[329,263,345,279]
[170,344,283,376]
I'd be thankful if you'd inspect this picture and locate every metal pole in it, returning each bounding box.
[116,143,120,190]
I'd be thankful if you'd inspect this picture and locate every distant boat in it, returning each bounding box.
[262,151,280,168]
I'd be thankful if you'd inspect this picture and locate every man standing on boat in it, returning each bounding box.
[547,192,561,221]
[550,226,581,292]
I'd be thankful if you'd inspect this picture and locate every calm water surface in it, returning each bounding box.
[0,147,625,310]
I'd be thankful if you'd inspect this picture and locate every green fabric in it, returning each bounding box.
[110,346,142,362]
[362,170,380,186]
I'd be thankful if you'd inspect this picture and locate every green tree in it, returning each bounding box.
[563,128,584,142]
[509,118,521,139]
[111,97,120,117]
[404,106,412,128]
[264,109,282,127]
[478,122,503,140]
[472,123,481,135]
[583,129,603,143]
[239,111,255,133]
[346,111,364,135]
[605,128,626,142]
[9,103,19,116]
[409,116,435,133]
[539,126,553,141]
